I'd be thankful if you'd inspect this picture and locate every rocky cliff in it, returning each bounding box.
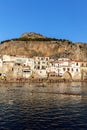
[0,32,87,61]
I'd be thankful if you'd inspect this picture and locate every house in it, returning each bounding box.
[2,55,15,77]
[13,63,23,79]
[2,55,11,62]
[80,61,87,80]
[34,56,49,70]
[47,58,82,80]
[22,67,32,78]
[25,58,34,70]
[15,56,28,66]
[33,57,49,78]
[47,61,59,75]
[57,59,82,80]
[69,60,82,80]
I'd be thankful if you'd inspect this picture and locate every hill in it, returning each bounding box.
[0,32,87,61]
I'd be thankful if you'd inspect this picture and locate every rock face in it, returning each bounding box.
[0,32,87,61]
[21,32,46,39]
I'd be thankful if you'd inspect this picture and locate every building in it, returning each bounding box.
[22,67,32,78]
[0,54,87,81]
[25,58,34,70]
[15,56,28,65]
[81,61,87,80]
[33,57,49,78]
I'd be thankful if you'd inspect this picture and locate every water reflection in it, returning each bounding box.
[0,82,86,106]
[0,82,87,129]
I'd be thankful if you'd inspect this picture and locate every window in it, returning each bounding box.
[71,68,73,71]
[67,68,70,71]
[58,64,60,67]
[38,62,40,64]
[42,62,45,64]
[42,66,46,69]
[63,68,66,71]
[34,66,36,69]
[81,63,84,67]
[41,57,44,60]
[76,63,78,66]
[76,69,78,72]
[46,58,48,61]
[37,66,40,69]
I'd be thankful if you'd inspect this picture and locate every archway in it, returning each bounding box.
[63,71,72,80]
[81,69,87,80]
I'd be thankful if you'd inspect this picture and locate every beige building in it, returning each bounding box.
[81,61,87,80]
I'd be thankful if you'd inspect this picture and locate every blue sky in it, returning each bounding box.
[0,0,87,43]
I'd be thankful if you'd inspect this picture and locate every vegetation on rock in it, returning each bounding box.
[0,32,87,61]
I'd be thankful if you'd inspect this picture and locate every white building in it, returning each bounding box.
[25,58,34,70]
[47,58,82,80]
[33,57,49,78]
[2,55,15,75]
[2,55,16,62]
[15,56,28,65]
[46,61,58,74]
[22,67,32,78]
[57,59,82,80]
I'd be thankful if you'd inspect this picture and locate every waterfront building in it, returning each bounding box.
[25,58,34,70]
[13,63,23,79]
[57,59,82,80]
[2,55,11,62]
[81,61,87,80]
[2,55,16,62]
[22,66,32,78]
[47,58,83,80]
[34,57,49,69]
[0,54,87,80]
[2,55,15,77]
[33,57,49,78]
[15,56,28,65]
[47,61,58,74]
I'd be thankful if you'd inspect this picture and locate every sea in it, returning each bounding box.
[0,82,87,130]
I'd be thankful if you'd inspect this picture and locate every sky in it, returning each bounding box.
[0,0,87,43]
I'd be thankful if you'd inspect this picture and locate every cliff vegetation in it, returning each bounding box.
[0,32,87,61]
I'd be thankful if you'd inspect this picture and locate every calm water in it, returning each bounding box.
[0,82,87,130]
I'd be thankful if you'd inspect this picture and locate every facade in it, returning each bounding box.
[13,63,23,78]
[34,57,49,70]
[22,67,32,78]
[81,61,87,80]
[15,56,28,65]
[47,58,83,80]
[0,55,87,80]
[47,61,58,74]
[25,58,34,70]
[57,59,82,80]
[33,57,49,78]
